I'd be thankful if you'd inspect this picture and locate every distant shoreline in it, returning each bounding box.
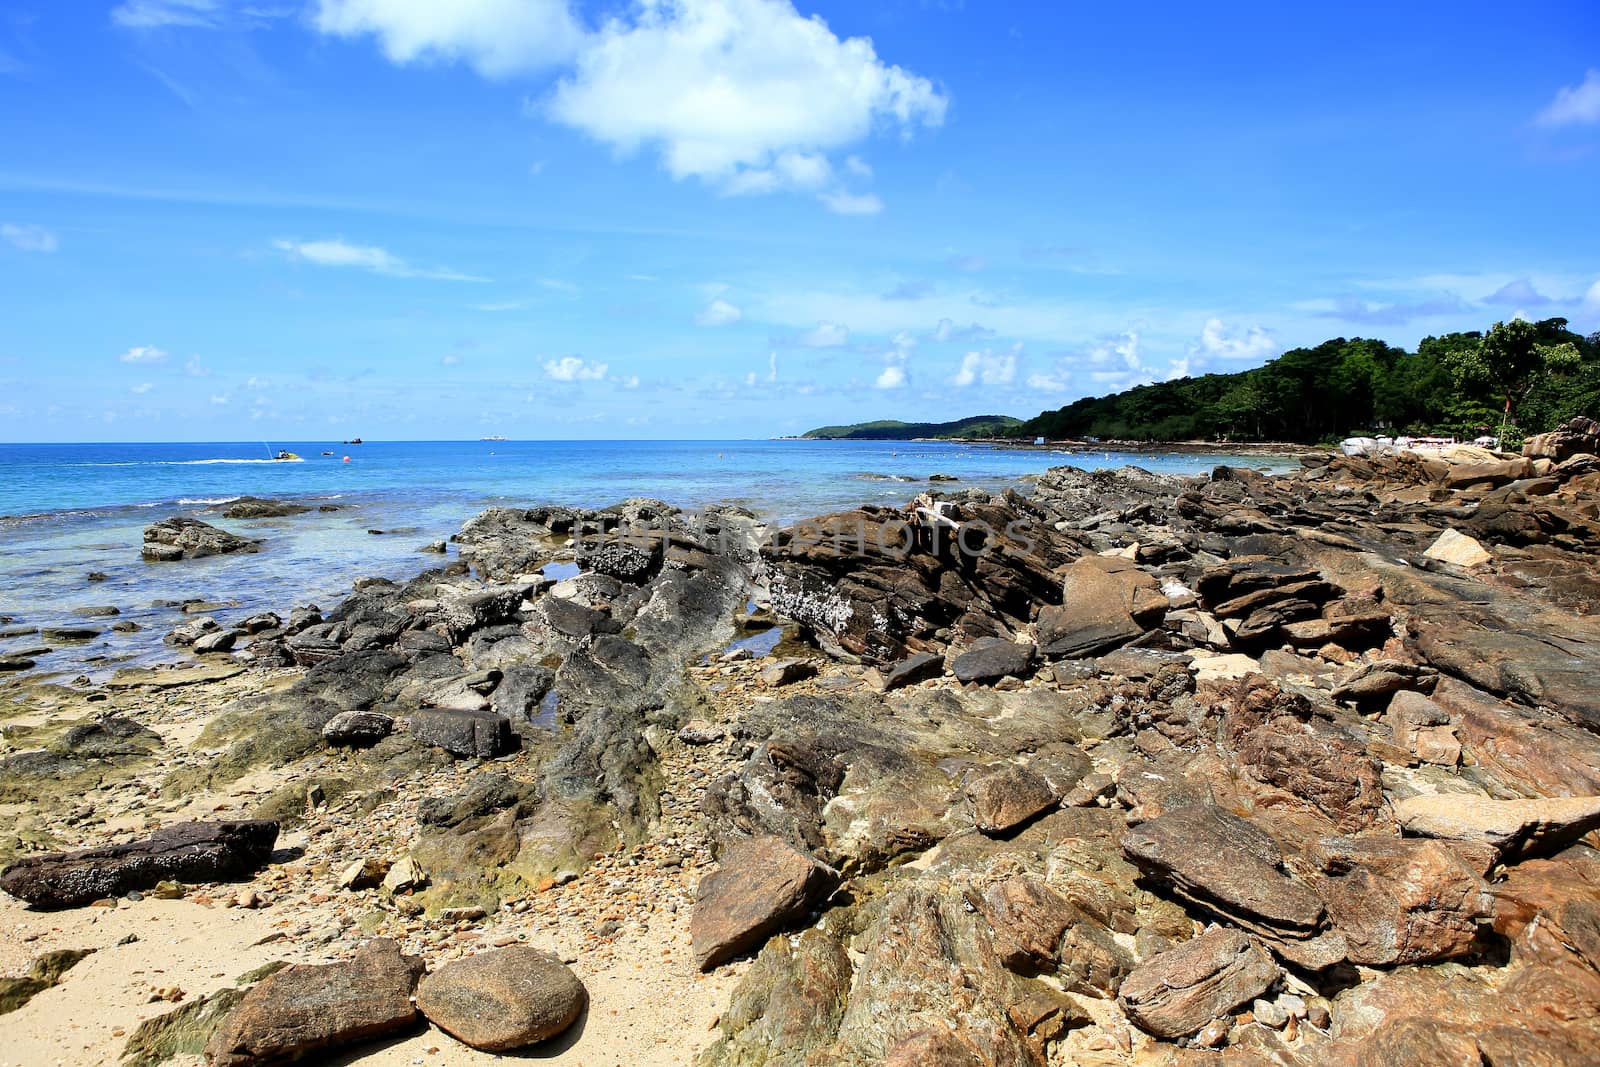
[967,437,1323,457]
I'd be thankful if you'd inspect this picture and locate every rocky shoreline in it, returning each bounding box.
[3,422,1600,1065]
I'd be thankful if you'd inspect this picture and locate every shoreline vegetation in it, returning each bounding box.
[4,426,1600,1063]
[804,316,1600,449]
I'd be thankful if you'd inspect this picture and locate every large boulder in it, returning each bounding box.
[1118,928,1280,1038]
[410,708,515,759]
[950,637,1035,684]
[1037,557,1162,658]
[965,765,1056,835]
[206,939,424,1066]
[0,820,278,908]
[1122,804,1324,938]
[1523,416,1600,463]
[141,516,260,562]
[415,946,586,1051]
[691,836,835,970]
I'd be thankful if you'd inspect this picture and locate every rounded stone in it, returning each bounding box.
[416,946,586,1051]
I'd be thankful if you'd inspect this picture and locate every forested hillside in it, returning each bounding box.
[1020,317,1600,445]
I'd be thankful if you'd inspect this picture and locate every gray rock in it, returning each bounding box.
[410,708,515,759]
[192,629,237,654]
[951,637,1035,684]
[141,516,260,562]
[415,946,586,1051]
[0,820,278,908]
[321,710,394,748]
[875,651,944,691]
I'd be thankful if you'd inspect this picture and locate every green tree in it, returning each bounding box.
[1446,319,1581,433]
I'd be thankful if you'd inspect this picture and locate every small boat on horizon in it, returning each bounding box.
[481,434,508,442]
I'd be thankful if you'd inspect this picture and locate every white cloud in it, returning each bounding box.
[245,375,270,388]
[185,355,210,377]
[875,364,907,389]
[1026,372,1068,392]
[1197,318,1276,361]
[131,382,154,394]
[544,356,608,381]
[818,190,883,216]
[1,223,58,252]
[744,370,757,386]
[844,155,872,179]
[546,0,945,195]
[313,0,585,77]
[696,298,742,326]
[111,0,222,28]
[874,329,914,388]
[768,350,778,380]
[119,345,169,365]
[1586,280,1600,308]
[1536,69,1600,127]
[273,238,484,281]
[799,321,848,347]
[951,345,1018,387]
[209,394,230,405]
[721,151,833,195]
[441,353,461,366]
[621,374,641,388]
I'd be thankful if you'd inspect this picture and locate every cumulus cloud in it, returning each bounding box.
[1536,69,1600,127]
[1586,280,1600,308]
[544,355,608,381]
[933,318,994,343]
[119,345,169,365]
[951,344,1018,387]
[547,0,944,195]
[1197,318,1276,361]
[818,190,884,216]
[874,329,914,388]
[799,321,848,347]
[273,238,484,281]
[1026,330,1185,395]
[1,223,58,252]
[313,0,585,77]
[696,298,742,326]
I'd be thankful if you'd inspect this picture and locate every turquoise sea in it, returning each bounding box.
[0,439,1288,678]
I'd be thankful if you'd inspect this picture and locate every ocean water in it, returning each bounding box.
[0,440,1290,679]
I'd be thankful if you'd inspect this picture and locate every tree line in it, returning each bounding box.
[1019,317,1599,446]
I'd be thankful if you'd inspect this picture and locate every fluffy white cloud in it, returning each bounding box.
[875,364,907,389]
[799,321,848,347]
[1,223,58,252]
[818,190,884,216]
[1536,69,1600,127]
[111,0,221,28]
[1586,280,1600,308]
[874,329,914,388]
[696,298,742,326]
[721,151,833,195]
[951,345,1018,387]
[547,0,944,192]
[273,238,483,281]
[1198,318,1276,361]
[119,345,169,365]
[544,356,608,381]
[313,0,585,77]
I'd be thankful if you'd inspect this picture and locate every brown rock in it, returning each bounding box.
[1312,835,1495,965]
[691,836,834,970]
[965,765,1057,836]
[1122,804,1324,938]
[206,939,424,1066]
[1118,928,1280,1038]
[415,946,586,1052]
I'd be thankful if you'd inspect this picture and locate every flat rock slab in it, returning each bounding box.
[206,938,423,1066]
[691,835,833,970]
[105,663,245,690]
[1122,804,1324,937]
[875,651,944,691]
[1119,927,1280,1038]
[322,710,394,747]
[1394,794,1600,860]
[0,820,278,908]
[416,946,587,1051]
[965,765,1057,835]
[410,707,515,758]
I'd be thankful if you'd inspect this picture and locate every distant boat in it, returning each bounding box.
[342,438,363,444]
[273,450,301,461]
[321,451,334,456]
[481,435,508,442]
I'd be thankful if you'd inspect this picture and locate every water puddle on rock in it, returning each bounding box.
[541,561,581,582]
[532,689,561,728]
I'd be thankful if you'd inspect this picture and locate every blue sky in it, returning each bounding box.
[2,0,1598,441]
